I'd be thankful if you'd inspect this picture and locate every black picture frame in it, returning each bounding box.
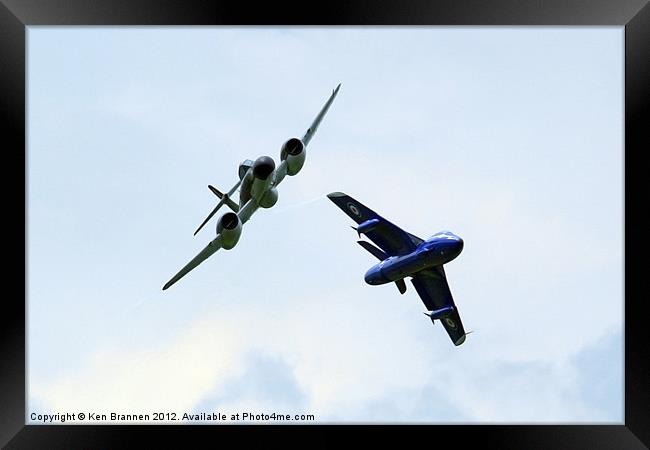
[1,0,647,448]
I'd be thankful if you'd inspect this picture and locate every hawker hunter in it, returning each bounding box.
[328,192,469,345]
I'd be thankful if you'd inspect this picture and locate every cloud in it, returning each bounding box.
[30,294,622,423]
[30,312,249,420]
[192,351,309,421]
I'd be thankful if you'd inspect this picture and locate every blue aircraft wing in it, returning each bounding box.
[327,192,421,256]
[411,267,467,346]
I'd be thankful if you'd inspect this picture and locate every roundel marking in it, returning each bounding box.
[445,318,457,329]
[347,202,361,217]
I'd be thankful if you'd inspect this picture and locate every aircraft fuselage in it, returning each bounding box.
[364,232,464,285]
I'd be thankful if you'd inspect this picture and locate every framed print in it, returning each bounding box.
[1,0,648,447]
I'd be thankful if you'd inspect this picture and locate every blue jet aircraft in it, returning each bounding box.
[327,192,469,346]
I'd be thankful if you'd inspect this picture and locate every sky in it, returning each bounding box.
[27,27,623,423]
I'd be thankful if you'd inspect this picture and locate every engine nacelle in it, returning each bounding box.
[259,187,278,209]
[216,212,242,250]
[280,137,305,176]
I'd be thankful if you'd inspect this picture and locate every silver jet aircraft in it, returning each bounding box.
[163,84,341,290]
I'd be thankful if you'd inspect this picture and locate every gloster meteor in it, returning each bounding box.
[162,84,341,290]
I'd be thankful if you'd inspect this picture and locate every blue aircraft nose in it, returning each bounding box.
[364,265,387,286]
[440,235,464,261]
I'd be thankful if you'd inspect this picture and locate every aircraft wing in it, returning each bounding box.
[327,192,420,256]
[274,84,341,186]
[302,83,341,146]
[410,268,467,346]
[162,235,223,290]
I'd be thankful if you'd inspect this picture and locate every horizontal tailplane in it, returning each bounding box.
[208,185,239,213]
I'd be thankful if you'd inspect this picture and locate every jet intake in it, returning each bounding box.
[216,212,242,250]
[280,138,306,176]
[281,137,304,157]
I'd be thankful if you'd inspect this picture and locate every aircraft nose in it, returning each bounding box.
[364,265,386,285]
[253,155,276,180]
[442,236,463,257]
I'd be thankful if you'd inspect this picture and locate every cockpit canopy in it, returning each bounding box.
[429,230,461,241]
[238,159,254,180]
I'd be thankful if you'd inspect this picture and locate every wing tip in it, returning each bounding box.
[163,276,180,291]
[327,191,346,199]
